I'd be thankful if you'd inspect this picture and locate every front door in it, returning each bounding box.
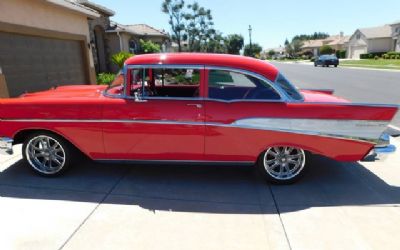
[102,66,205,161]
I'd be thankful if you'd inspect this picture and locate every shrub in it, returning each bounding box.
[391,55,396,59]
[396,55,400,60]
[310,57,316,62]
[97,73,116,85]
[382,54,389,59]
[374,55,379,60]
[111,51,134,70]
[336,50,346,58]
[319,45,334,55]
[387,51,400,56]
[138,39,161,54]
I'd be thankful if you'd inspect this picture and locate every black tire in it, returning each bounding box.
[334,65,338,67]
[22,131,74,176]
[256,146,308,185]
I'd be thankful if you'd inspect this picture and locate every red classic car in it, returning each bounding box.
[0,53,398,184]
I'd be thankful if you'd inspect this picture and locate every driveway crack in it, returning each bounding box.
[58,167,130,250]
[267,184,293,250]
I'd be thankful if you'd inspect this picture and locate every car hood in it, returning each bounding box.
[300,90,350,103]
[18,85,108,99]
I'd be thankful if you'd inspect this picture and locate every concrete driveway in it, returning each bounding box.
[0,137,399,250]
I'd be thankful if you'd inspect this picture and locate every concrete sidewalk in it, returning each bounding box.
[0,138,399,250]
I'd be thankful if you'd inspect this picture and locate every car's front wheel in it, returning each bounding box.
[22,132,73,176]
[257,146,307,184]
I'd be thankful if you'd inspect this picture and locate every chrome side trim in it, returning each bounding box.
[1,118,390,144]
[231,118,389,140]
[0,137,13,155]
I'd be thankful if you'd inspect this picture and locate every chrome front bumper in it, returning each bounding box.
[0,137,13,155]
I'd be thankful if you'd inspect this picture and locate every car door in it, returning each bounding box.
[102,66,205,161]
[203,68,286,162]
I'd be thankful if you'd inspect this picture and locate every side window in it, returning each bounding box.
[150,68,200,98]
[208,70,281,101]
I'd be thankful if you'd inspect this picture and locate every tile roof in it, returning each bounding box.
[358,25,392,39]
[301,39,323,48]
[108,22,168,37]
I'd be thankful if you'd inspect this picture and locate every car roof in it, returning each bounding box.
[125,53,279,81]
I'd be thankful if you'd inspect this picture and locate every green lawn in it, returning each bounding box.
[340,59,400,70]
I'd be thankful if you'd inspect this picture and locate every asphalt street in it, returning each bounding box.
[271,62,400,127]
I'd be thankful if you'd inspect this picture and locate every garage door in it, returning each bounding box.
[0,32,87,97]
[350,46,366,59]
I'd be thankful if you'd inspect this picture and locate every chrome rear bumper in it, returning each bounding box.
[0,137,13,155]
[363,133,396,161]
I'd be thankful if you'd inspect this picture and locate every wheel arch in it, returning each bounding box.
[13,128,91,159]
[256,142,320,160]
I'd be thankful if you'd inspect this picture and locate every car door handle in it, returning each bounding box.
[187,103,203,108]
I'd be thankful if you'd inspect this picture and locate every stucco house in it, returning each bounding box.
[391,21,400,52]
[106,22,170,72]
[301,33,349,57]
[0,0,99,97]
[76,0,170,73]
[347,25,393,59]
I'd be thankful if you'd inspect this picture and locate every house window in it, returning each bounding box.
[129,40,137,54]
[356,34,361,40]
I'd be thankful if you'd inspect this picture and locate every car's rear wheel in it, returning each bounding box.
[22,132,73,176]
[257,146,307,184]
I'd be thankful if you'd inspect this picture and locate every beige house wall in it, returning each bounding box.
[367,38,393,53]
[0,0,96,83]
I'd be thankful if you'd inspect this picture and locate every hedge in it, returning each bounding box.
[360,51,400,59]
[360,52,387,59]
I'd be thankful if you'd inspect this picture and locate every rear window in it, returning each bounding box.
[274,74,303,100]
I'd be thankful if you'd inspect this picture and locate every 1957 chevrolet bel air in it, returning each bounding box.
[0,53,398,184]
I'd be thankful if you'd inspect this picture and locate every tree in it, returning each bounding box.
[138,39,161,54]
[111,51,133,70]
[244,43,262,57]
[225,34,244,54]
[291,39,304,55]
[320,45,334,55]
[268,50,276,57]
[184,2,215,52]
[206,32,226,53]
[162,0,186,52]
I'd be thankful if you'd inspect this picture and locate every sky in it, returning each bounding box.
[94,0,400,49]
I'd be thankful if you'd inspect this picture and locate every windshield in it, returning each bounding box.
[274,73,303,100]
[105,72,125,96]
[320,55,337,59]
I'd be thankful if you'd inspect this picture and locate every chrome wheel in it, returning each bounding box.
[25,135,66,175]
[263,146,305,180]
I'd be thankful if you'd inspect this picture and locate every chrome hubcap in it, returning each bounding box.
[263,146,305,180]
[26,135,66,174]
